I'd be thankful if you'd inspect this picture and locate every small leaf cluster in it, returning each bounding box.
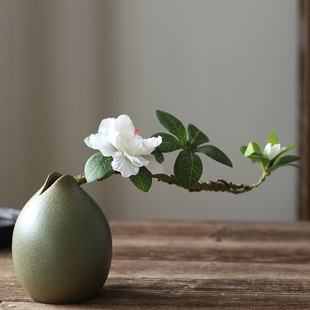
[152,110,233,189]
[239,131,300,173]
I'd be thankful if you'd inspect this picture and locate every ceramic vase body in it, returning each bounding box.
[12,172,112,304]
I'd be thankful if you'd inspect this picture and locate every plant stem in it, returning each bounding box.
[74,171,116,185]
[74,171,270,194]
[153,172,270,194]
[74,174,87,185]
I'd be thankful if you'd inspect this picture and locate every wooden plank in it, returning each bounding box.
[112,239,310,264]
[110,220,310,263]
[108,260,310,280]
[2,277,310,309]
[110,219,310,241]
[2,257,310,297]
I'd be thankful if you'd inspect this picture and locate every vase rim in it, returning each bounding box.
[39,172,66,195]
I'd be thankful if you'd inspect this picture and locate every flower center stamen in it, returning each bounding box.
[134,129,140,137]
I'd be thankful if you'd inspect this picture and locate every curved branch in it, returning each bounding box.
[153,172,269,194]
[75,171,270,194]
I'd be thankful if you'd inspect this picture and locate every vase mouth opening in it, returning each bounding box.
[39,172,63,195]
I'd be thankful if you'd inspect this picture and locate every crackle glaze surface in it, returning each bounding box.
[12,173,112,304]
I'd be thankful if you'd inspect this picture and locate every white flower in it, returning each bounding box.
[88,115,164,177]
[263,143,286,160]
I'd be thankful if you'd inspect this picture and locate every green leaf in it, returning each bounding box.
[174,150,203,189]
[152,133,181,153]
[242,142,269,167]
[289,164,300,168]
[240,145,258,163]
[194,145,233,167]
[282,144,296,153]
[267,131,278,146]
[239,145,247,156]
[268,163,300,172]
[273,155,301,166]
[187,124,209,149]
[152,151,165,164]
[246,153,270,168]
[266,155,300,172]
[85,152,114,183]
[156,110,187,147]
[129,167,152,192]
[270,144,297,164]
[244,142,263,157]
[246,152,267,160]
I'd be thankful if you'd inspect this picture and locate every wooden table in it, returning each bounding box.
[1,220,310,309]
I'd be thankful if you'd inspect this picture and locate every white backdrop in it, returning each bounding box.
[0,0,299,220]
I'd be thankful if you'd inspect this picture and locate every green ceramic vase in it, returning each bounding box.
[12,172,112,304]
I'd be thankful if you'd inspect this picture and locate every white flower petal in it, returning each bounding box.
[125,135,143,156]
[114,115,135,138]
[111,151,139,177]
[99,143,117,157]
[89,133,116,156]
[263,143,286,160]
[124,151,148,167]
[140,136,162,155]
[107,118,118,147]
[113,134,127,151]
[98,118,113,135]
[143,155,165,174]
[89,133,106,149]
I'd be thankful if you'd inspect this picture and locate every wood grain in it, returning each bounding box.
[1,220,310,309]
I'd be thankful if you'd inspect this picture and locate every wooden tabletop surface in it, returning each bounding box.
[1,219,310,309]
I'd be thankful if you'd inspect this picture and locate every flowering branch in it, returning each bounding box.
[80,111,299,193]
